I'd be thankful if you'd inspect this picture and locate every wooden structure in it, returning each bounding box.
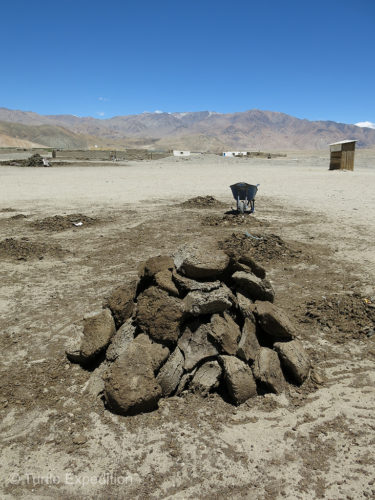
[329,140,356,171]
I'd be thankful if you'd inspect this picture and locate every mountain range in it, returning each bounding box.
[1,107,375,151]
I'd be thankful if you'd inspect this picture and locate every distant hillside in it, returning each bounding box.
[0,120,92,149]
[0,132,45,148]
[1,107,375,151]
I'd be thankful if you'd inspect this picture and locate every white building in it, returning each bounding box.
[222,151,248,157]
[173,150,190,157]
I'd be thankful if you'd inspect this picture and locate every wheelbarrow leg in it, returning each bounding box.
[250,200,255,213]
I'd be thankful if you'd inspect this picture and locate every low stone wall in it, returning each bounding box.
[55,149,170,161]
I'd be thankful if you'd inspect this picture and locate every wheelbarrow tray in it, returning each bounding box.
[230,182,259,214]
[230,182,258,202]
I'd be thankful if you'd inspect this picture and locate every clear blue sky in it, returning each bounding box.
[0,0,374,124]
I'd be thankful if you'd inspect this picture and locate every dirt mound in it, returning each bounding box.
[32,214,97,232]
[202,214,267,228]
[180,196,226,209]
[0,154,45,167]
[220,232,302,264]
[10,214,28,220]
[0,237,66,261]
[0,153,44,167]
[304,294,375,341]
[24,154,44,167]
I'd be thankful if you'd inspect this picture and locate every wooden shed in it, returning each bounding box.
[329,140,357,171]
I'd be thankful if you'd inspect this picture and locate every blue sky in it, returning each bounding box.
[0,0,374,124]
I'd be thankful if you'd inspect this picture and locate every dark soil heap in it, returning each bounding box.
[0,208,18,213]
[24,154,44,167]
[220,232,303,264]
[10,214,28,220]
[202,214,267,228]
[305,294,375,341]
[0,237,65,261]
[66,241,312,416]
[0,154,44,167]
[32,214,97,232]
[180,196,227,208]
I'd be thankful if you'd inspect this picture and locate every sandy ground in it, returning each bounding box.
[0,150,375,499]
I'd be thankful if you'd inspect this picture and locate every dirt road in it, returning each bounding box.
[0,151,374,499]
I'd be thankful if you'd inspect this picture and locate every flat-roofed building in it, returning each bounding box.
[173,150,190,156]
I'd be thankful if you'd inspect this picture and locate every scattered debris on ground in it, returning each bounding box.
[66,243,312,416]
[31,214,97,232]
[0,237,66,261]
[180,196,227,209]
[0,160,23,166]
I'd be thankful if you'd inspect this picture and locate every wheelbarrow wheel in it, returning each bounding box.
[238,201,246,214]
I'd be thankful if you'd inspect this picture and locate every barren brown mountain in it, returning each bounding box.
[0,120,90,149]
[1,107,375,150]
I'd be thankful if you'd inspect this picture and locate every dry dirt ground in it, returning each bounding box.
[0,151,375,499]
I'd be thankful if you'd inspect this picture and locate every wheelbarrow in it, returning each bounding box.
[230,182,259,214]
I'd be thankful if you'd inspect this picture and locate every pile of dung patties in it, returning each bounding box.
[66,242,311,416]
